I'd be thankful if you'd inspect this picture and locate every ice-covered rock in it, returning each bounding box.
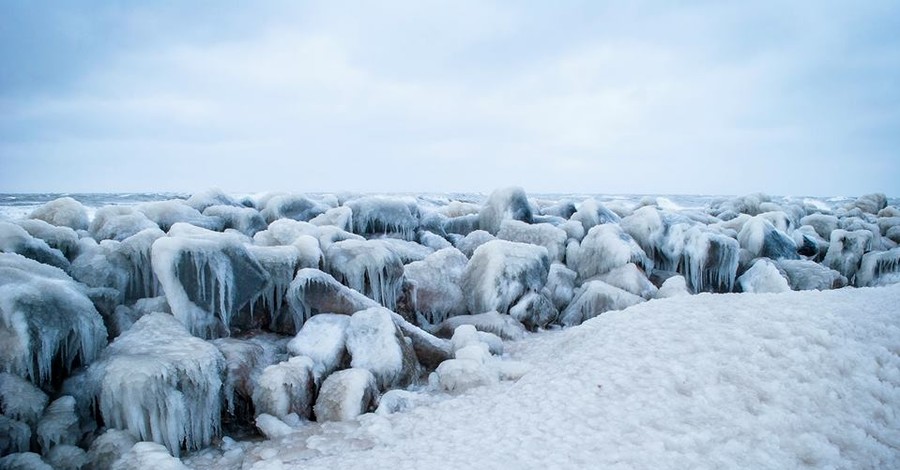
[847,193,887,214]
[800,214,838,240]
[0,221,70,270]
[286,269,379,327]
[0,253,107,386]
[575,224,651,281]
[571,199,621,233]
[261,194,329,224]
[310,206,353,232]
[15,219,80,261]
[346,196,420,240]
[656,275,690,298]
[434,359,498,393]
[89,313,224,456]
[325,240,405,311]
[389,312,453,370]
[478,187,533,235]
[212,337,278,423]
[856,248,900,287]
[403,248,468,325]
[681,227,740,293]
[417,230,452,252]
[558,281,645,327]
[255,413,294,440]
[346,308,419,390]
[773,259,847,291]
[203,205,266,237]
[84,429,138,470]
[508,292,558,330]
[313,368,379,422]
[252,356,317,420]
[737,216,799,260]
[28,197,89,231]
[433,311,527,341]
[822,229,873,282]
[287,314,350,383]
[90,206,158,242]
[497,220,567,263]
[373,238,434,264]
[138,200,223,232]
[36,395,80,451]
[543,263,577,311]
[0,452,53,470]
[596,263,659,299]
[151,227,268,338]
[461,240,550,315]
[0,416,31,455]
[185,189,244,212]
[737,259,791,293]
[444,214,480,236]
[0,372,49,427]
[454,230,495,258]
[110,442,189,470]
[375,390,421,415]
[245,245,302,333]
[44,444,87,470]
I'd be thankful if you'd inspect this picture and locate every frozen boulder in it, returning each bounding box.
[656,275,690,298]
[389,312,453,370]
[310,206,353,232]
[373,238,434,264]
[478,187,533,235]
[287,314,350,383]
[509,292,558,330]
[856,248,900,287]
[346,196,420,240]
[0,253,107,386]
[151,228,268,338]
[774,259,847,291]
[252,356,317,420]
[461,240,550,315]
[313,368,379,422]
[822,229,873,281]
[596,263,659,299]
[433,311,527,341]
[444,214,480,236]
[737,216,799,260]
[28,197,89,231]
[848,193,887,214]
[286,269,379,327]
[137,200,223,232]
[212,337,278,423]
[185,188,243,212]
[44,445,86,470]
[543,263,577,311]
[800,214,839,240]
[84,429,138,470]
[0,221,69,270]
[403,248,468,325]
[202,205,266,237]
[255,413,294,440]
[681,227,741,293]
[497,220,567,263]
[245,245,302,333]
[0,452,53,470]
[0,372,49,427]
[0,417,31,455]
[36,396,80,451]
[261,194,329,224]
[417,230,452,251]
[110,442,189,470]
[346,308,419,390]
[15,220,80,261]
[737,259,791,293]
[89,313,225,456]
[559,281,645,327]
[90,206,158,242]
[325,239,405,311]
[571,199,621,233]
[435,359,497,393]
[454,230,495,258]
[575,224,652,281]
[375,389,421,415]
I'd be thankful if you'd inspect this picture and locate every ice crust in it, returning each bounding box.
[461,240,550,315]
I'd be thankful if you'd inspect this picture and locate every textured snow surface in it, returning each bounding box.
[225,285,900,469]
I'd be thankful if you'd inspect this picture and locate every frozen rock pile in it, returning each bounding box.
[0,188,898,467]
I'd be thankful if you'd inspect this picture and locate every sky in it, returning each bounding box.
[1,1,898,196]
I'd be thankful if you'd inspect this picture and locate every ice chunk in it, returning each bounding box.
[151,228,268,338]
[435,359,498,393]
[800,214,838,240]
[185,189,243,212]
[203,205,267,237]
[596,263,659,299]
[255,413,294,440]
[324,240,405,311]
[454,230,495,258]
[436,201,481,218]
[0,221,69,270]
[433,311,527,341]
[822,229,873,282]
[681,227,741,293]
[261,194,329,224]
[571,199,621,233]
[90,206,158,241]
[89,313,225,456]
[375,390,421,415]
[44,444,87,470]
[110,442,189,470]
[496,220,567,263]
[543,263,577,311]
[313,368,379,423]
[0,253,107,386]
[444,214,480,236]
[309,206,353,232]
[575,224,652,281]
[84,429,138,470]
[286,269,379,327]
[0,452,53,470]
[856,248,900,287]
[346,308,419,390]
[287,314,349,383]
[478,187,533,235]
[559,280,645,327]
[509,292,558,330]
[773,259,847,291]
[656,275,690,298]
[15,219,80,260]
[887,225,900,244]
[346,196,420,241]
[212,337,278,423]
[253,356,317,420]
[138,200,223,232]
[461,240,550,315]
[737,259,791,293]
[372,238,433,264]
[388,312,453,370]
[404,248,468,325]
[0,416,31,455]
[620,207,693,271]
[28,197,89,231]
[417,230,452,252]
[847,193,887,214]
[0,372,49,427]
[246,245,302,333]
[738,216,799,260]
[36,396,80,451]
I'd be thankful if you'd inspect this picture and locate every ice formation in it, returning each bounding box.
[543,263,577,311]
[478,187,533,235]
[246,245,302,333]
[559,280,645,327]
[346,196,420,240]
[737,259,791,293]
[84,429,138,470]
[403,248,468,325]
[461,240,550,315]
[856,248,900,287]
[36,395,80,451]
[596,263,659,299]
[0,253,107,386]
[310,206,353,232]
[287,314,350,383]
[27,197,89,232]
[774,259,847,291]
[0,372,49,427]
[575,224,652,280]
[0,452,53,470]
[313,368,379,422]
[454,230,496,258]
[571,198,621,233]
[286,269,379,326]
[138,200,223,232]
[656,275,690,298]
[800,214,838,240]
[261,194,329,224]
[44,444,87,470]
[497,220,567,263]
[346,308,419,390]
[90,206,159,241]
[508,292,558,330]
[0,416,31,455]
[110,442,189,470]
[737,216,799,260]
[324,240,405,311]
[252,356,317,420]
[185,189,243,213]
[212,337,278,423]
[15,219,80,261]
[202,205,267,237]
[433,311,527,341]
[0,221,70,270]
[89,313,224,456]
[435,359,498,393]
[681,227,740,293]
[822,229,873,282]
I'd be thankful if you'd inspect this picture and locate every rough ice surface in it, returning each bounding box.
[497,219,567,263]
[28,197,90,231]
[0,416,31,455]
[559,280,645,327]
[253,356,317,420]
[246,245,302,333]
[596,263,659,299]
[656,275,690,298]
[0,253,108,386]
[478,187,533,235]
[388,312,453,370]
[856,247,900,287]
[346,308,419,390]
[346,196,419,241]
[435,359,498,393]
[0,452,53,470]
[324,240,405,311]
[823,229,873,282]
[261,194,329,224]
[800,213,839,240]
[433,311,527,341]
[89,313,224,456]
[36,395,81,451]
[453,230,495,258]
[774,259,847,291]
[90,206,159,242]
[313,368,379,423]
[212,337,278,423]
[0,221,70,270]
[543,263,577,311]
[309,206,353,232]
[44,444,87,470]
[185,189,243,213]
[681,227,741,293]
[375,390,421,416]
[461,240,550,315]
[138,200,223,232]
[111,442,190,470]
[403,248,468,325]
[571,198,621,233]
[737,259,791,293]
[85,429,138,470]
[508,291,558,330]
[286,269,379,327]
[371,238,433,264]
[15,219,80,261]
[737,216,799,260]
[202,205,267,237]
[575,224,652,280]
[0,372,49,427]
[287,314,350,383]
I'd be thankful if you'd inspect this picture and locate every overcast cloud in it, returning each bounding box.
[1,1,898,196]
